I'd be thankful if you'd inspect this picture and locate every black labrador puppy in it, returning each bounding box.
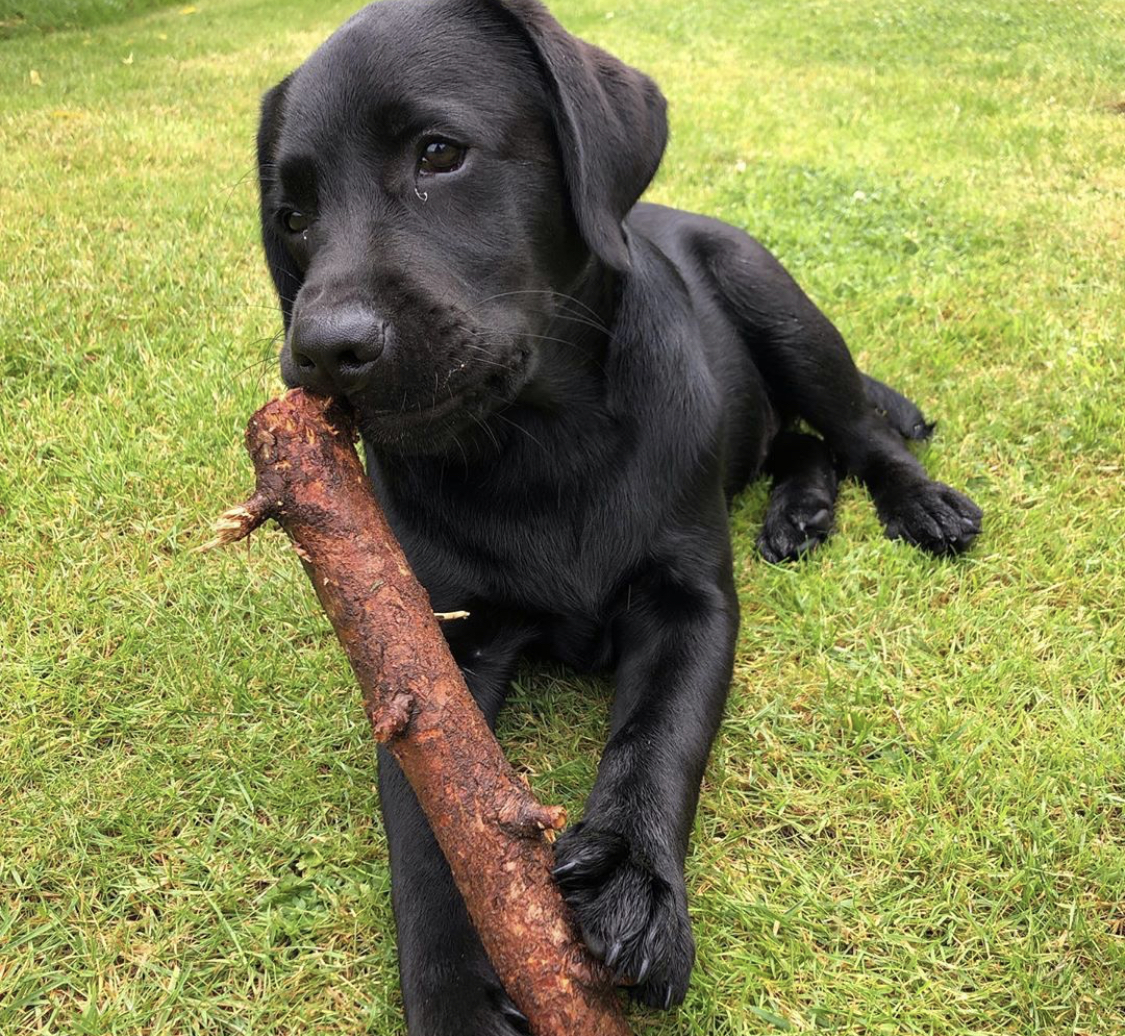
[256,0,982,1030]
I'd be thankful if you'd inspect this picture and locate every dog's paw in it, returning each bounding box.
[483,985,532,1036]
[878,480,982,556]
[553,823,694,1010]
[758,486,835,563]
[405,977,530,1036]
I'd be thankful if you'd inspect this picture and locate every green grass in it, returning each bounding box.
[0,0,180,37]
[2,0,1123,1033]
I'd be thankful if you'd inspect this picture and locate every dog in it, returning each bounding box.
[255,1,982,1030]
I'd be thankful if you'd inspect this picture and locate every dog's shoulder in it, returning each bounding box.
[609,228,723,419]
[626,200,815,344]
[627,202,775,278]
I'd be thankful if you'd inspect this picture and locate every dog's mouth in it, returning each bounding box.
[351,344,535,455]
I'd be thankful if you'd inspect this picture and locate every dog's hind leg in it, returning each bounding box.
[708,235,981,555]
[380,612,536,1036]
[758,431,839,562]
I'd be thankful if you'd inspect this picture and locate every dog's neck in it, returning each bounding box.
[516,257,619,411]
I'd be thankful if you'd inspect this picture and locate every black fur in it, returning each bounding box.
[256,1,982,1029]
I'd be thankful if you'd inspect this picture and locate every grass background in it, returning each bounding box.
[0,0,179,37]
[2,0,1123,1033]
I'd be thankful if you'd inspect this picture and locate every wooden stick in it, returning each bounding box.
[210,389,632,1036]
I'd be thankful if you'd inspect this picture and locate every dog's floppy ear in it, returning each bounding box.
[489,0,668,272]
[257,75,301,329]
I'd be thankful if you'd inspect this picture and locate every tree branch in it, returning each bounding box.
[210,389,631,1036]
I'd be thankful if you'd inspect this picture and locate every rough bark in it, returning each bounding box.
[209,388,632,1036]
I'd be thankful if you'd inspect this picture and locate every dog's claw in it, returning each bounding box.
[604,939,624,970]
[663,983,674,1010]
[500,1001,530,1032]
[635,955,652,985]
[798,507,831,533]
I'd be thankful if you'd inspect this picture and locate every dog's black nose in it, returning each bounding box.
[287,305,387,393]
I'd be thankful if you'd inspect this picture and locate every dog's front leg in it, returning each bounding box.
[379,613,535,1036]
[553,559,739,1010]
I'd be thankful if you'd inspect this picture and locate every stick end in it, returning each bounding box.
[196,495,272,552]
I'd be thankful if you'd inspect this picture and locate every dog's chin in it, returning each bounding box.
[353,348,535,458]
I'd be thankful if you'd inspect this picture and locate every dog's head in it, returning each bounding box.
[256,0,666,454]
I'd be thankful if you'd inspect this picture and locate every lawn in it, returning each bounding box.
[1,1,1123,1033]
[0,0,179,37]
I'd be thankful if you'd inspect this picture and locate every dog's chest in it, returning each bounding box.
[389,478,636,622]
[458,498,631,615]
[467,514,626,672]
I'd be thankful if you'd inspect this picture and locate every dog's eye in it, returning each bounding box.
[419,140,465,175]
[282,210,309,234]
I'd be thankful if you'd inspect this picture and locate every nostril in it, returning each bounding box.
[289,305,387,389]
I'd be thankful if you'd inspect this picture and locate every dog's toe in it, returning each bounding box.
[758,491,835,563]
[879,481,982,556]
